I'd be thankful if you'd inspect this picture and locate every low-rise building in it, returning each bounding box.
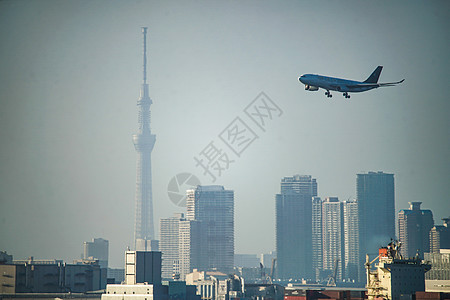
[245,283,284,300]
[101,283,167,299]
[164,280,201,300]
[107,268,125,284]
[0,256,105,294]
[0,251,13,264]
[65,262,105,292]
[185,269,244,300]
[425,249,450,292]
[0,259,64,293]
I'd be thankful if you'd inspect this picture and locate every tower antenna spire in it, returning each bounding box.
[142,27,147,84]
[133,27,156,250]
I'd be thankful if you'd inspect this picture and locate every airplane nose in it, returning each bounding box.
[299,75,304,83]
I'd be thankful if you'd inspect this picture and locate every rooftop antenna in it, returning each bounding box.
[142,27,148,84]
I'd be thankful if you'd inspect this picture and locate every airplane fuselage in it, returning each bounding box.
[299,74,377,93]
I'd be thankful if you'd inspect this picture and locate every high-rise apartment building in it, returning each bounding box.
[160,213,185,279]
[321,197,344,281]
[280,174,317,195]
[276,175,316,280]
[133,27,157,250]
[186,185,234,275]
[357,172,395,258]
[430,218,450,253]
[398,202,434,258]
[343,199,360,282]
[83,238,109,269]
[312,197,322,280]
[178,219,202,280]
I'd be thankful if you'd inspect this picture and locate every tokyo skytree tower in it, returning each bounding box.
[132,27,156,250]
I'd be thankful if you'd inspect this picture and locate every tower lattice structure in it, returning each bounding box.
[132,27,156,249]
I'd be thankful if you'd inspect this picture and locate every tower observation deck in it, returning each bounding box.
[132,27,156,250]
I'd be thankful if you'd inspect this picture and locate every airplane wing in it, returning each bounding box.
[340,83,379,91]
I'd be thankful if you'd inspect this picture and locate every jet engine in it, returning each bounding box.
[305,85,319,91]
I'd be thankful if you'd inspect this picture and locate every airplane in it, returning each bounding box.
[298,66,404,99]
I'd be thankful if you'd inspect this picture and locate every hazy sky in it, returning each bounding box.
[0,0,449,268]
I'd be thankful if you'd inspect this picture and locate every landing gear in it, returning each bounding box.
[343,92,351,99]
[325,91,332,98]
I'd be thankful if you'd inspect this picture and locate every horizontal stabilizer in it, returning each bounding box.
[346,79,404,90]
[378,79,405,87]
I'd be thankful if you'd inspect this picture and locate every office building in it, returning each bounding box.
[125,251,161,285]
[186,185,234,275]
[357,171,395,277]
[321,197,344,282]
[276,175,316,280]
[312,196,322,280]
[160,213,185,280]
[430,218,450,253]
[83,238,109,269]
[398,202,434,258]
[133,27,157,250]
[343,199,360,282]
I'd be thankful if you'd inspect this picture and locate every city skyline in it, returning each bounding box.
[0,1,449,268]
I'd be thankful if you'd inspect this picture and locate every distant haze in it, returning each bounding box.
[0,0,448,268]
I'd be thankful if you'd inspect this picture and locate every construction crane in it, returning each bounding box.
[327,258,339,287]
[260,262,266,284]
[268,258,277,284]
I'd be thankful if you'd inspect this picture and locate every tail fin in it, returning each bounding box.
[364,66,383,83]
